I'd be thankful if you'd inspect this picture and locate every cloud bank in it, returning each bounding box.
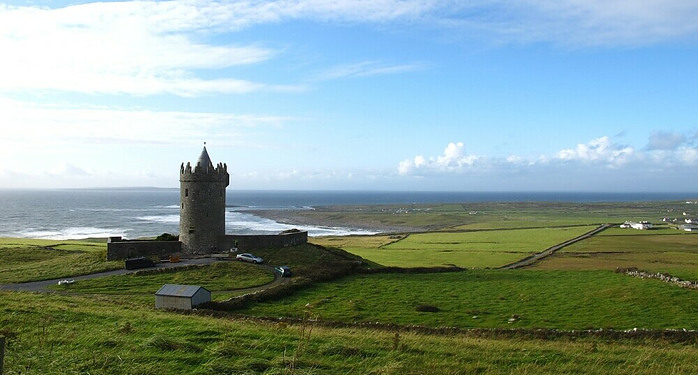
[399,134,698,179]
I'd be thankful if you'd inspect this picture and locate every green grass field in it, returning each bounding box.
[2,291,698,374]
[0,238,122,283]
[53,261,275,303]
[315,226,596,268]
[297,200,687,232]
[534,229,698,279]
[236,269,698,330]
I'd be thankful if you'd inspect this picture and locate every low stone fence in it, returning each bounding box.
[616,267,698,289]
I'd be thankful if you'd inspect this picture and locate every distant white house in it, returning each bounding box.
[679,224,698,232]
[155,284,211,310]
[620,221,653,230]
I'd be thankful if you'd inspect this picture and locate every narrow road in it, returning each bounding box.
[499,224,612,270]
[0,257,219,292]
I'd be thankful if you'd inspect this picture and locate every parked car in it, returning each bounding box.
[57,279,75,285]
[274,265,292,277]
[236,253,264,264]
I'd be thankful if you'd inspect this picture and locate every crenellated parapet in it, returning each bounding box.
[180,161,229,184]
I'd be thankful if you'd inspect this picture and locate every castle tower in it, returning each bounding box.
[179,146,229,253]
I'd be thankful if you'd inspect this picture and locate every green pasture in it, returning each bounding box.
[238,269,698,330]
[535,230,698,279]
[0,237,121,283]
[301,200,687,232]
[2,291,698,374]
[319,226,596,268]
[54,261,275,303]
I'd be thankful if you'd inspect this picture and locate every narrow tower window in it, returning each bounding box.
[185,188,189,197]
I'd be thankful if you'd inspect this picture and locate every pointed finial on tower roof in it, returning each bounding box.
[197,144,213,172]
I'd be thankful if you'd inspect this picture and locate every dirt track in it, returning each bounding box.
[499,224,612,270]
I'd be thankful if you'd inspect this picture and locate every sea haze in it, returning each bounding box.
[0,189,694,240]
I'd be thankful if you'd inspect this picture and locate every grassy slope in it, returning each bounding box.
[0,238,122,283]
[53,261,275,303]
[237,270,698,330]
[2,292,698,374]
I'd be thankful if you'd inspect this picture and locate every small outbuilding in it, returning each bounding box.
[155,284,211,310]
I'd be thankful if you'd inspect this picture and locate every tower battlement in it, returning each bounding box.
[180,161,229,183]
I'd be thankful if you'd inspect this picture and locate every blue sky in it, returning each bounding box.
[0,1,697,191]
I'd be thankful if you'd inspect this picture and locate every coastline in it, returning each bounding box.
[247,208,420,234]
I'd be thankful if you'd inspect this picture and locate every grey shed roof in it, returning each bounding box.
[196,146,213,172]
[155,284,209,298]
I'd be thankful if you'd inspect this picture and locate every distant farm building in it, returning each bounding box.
[679,224,698,232]
[155,284,211,310]
[620,221,653,230]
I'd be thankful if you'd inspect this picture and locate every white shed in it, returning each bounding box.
[155,284,211,310]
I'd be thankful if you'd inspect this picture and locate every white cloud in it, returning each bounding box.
[398,142,480,175]
[0,2,288,96]
[676,147,698,165]
[49,163,91,177]
[555,136,634,167]
[398,134,698,179]
[1,0,694,99]
[313,61,427,81]
[0,98,290,145]
[453,0,698,46]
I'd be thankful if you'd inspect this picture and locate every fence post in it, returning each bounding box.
[0,336,5,375]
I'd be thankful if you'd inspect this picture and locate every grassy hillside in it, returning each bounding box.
[2,291,698,374]
[53,261,275,303]
[236,269,698,330]
[0,238,122,283]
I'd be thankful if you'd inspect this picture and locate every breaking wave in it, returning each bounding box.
[17,227,129,240]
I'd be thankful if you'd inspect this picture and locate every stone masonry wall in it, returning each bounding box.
[107,240,182,261]
[221,231,308,252]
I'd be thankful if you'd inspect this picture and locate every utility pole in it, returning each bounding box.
[0,336,5,375]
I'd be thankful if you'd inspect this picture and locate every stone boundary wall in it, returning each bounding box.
[221,231,308,252]
[107,238,182,261]
[616,267,698,289]
[106,231,307,260]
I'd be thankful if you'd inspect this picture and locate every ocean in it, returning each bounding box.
[0,189,694,240]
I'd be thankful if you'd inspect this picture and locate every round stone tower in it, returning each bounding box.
[179,146,229,254]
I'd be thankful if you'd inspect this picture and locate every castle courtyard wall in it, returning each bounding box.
[107,239,182,261]
[105,231,307,260]
[221,231,308,252]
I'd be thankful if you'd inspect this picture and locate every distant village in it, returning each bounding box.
[621,201,698,232]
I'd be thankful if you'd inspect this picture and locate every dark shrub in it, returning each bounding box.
[415,304,440,313]
[156,233,179,241]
